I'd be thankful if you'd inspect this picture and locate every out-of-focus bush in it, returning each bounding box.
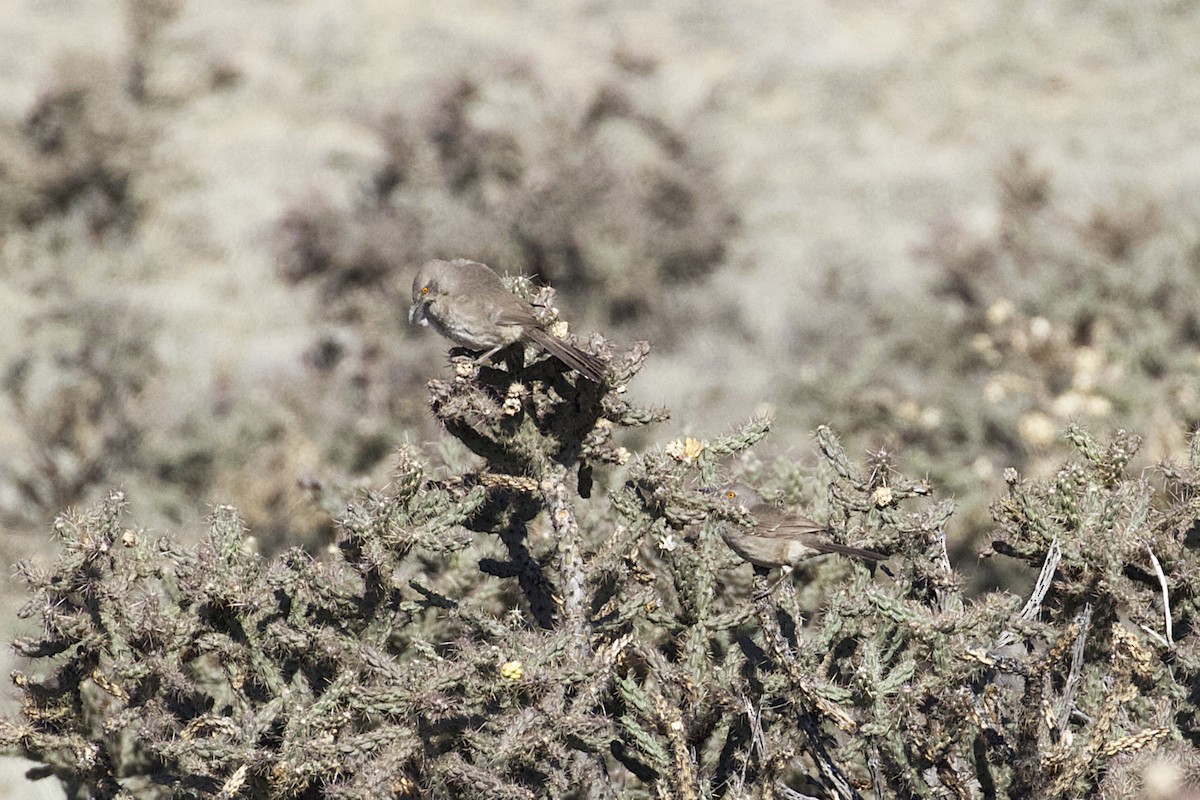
[0,51,162,540]
[779,152,1200,560]
[275,59,739,344]
[1,298,158,526]
[0,37,744,560]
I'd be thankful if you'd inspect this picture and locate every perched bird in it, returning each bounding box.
[409,258,605,382]
[717,483,885,569]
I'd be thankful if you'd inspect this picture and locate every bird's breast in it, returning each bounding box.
[426,298,521,349]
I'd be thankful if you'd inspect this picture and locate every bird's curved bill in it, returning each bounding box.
[408,300,429,326]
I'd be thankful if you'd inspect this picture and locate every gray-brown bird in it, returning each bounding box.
[717,483,885,568]
[410,258,605,382]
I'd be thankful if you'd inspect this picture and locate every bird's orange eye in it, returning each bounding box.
[421,286,430,295]
[726,490,737,499]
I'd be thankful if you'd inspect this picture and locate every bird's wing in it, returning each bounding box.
[749,509,830,538]
[489,295,542,327]
[751,510,887,562]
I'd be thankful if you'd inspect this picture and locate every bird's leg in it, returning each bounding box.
[446,346,508,376]
[471,344,506,364]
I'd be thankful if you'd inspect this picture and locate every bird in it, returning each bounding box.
[716,483,885,569]
[409,258,605,383]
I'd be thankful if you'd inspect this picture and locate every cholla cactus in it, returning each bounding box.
[3,323,1199,799]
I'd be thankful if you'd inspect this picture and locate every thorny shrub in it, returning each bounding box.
[0,297,160,526]
[3,305,1199,799]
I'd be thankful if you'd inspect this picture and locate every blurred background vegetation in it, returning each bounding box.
[2,1,1200,794]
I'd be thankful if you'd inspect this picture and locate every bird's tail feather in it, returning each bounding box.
[524,328,606,383]
[813,541,888,562]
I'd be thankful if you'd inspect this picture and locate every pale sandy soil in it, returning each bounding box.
[3,2,1200,795]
